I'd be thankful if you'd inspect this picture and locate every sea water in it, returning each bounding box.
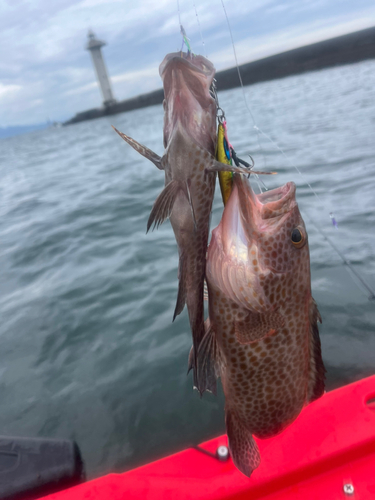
[0,59,374,477]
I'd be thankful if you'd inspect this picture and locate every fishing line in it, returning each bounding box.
[303,213,375,301]
[218,0,374,301]
[193,3,207,57]
[177,1,193,54]
[177,0,182,28]
[219,0,267,194]
[253,125,325,207]
[254,114,374,300]
[254,133,375,301]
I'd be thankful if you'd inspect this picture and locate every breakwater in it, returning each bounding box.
[64,26,375,126]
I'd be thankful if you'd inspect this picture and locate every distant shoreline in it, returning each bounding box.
[64,26,375,126]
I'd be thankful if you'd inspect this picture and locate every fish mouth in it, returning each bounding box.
[160,52,215,106]
[216,178,298,267]
[235,176,297,225]
[159,52,215,79]
[159,52,217,152]
[256,182,297,219]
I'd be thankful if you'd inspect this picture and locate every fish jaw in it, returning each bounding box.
[207,175,309,313]
[160,53,217,153]
[207,181,268,313]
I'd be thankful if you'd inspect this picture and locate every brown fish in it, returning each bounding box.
[201,174,325,476]
[113,53,252,392]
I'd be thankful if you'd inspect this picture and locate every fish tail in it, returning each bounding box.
[186,293,206,395]
[174,250,207,394]
[226,408,261,477]
[174,252,206,395]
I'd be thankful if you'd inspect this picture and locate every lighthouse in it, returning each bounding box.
[86,30,116,107]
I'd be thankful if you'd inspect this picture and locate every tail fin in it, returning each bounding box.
[226,408,261,477]
[187,320,206,395]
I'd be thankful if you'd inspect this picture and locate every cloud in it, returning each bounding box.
[0,83,22,101]
[64,81,98,96]
[111,65,160,84]
[0,0,374,126]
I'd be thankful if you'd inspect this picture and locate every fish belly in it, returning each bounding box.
[214,294,310,439]
[167,138,216,380]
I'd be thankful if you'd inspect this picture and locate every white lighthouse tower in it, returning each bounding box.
[86,30,116,107]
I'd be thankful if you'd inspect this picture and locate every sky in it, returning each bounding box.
[0,0,374,127]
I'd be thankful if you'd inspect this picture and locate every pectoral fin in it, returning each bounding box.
[112,126,163,170]
[226,408,260,477]
[234,311,284,344]
[147,180,181,232]
[206,159,276,177]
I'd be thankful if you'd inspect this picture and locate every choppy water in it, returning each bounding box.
[0,59,374,478]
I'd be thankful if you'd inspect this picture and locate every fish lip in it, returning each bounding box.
[159,52,215,79]
[256,182,297,219]
[234,177,297,224]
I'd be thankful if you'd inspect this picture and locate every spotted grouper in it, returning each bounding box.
[201,173,326,476]
[113,53,254,392]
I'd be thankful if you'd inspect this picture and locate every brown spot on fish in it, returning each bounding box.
[204,175,325,477]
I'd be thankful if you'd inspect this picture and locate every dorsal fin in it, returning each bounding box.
[307,299,326,402]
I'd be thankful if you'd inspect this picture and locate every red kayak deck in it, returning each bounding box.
[41,375,375,500]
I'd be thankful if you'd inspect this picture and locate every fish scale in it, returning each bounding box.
[113,53,254,393]
[202,173,325,477]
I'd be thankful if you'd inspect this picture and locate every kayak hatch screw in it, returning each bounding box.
[216,445,229,461]
[343,484,354,495]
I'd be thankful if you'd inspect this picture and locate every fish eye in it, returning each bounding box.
[291,227,306,248]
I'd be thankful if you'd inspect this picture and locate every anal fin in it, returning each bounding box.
[147,180,181,232]
[173,251,187,321]
[307,298,326,403]
[226,408,260,477]
[196,318,221,396]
